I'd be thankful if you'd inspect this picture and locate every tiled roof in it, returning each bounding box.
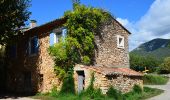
[24,18,66,36]
[81,66,143,76]
[24,16,131,36]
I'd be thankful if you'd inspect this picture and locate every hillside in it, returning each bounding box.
[131,38,170,60]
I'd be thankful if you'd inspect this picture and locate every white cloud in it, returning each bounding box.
[117,0,170,51]
[116,18,129,26]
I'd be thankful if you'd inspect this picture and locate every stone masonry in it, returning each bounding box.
[6,18,66,93]
[74,64,143,94]
[94,19,130,68]
[7,17,140,94]
[7,32,61,93]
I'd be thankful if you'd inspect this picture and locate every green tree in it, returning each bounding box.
[130,54,160,72]
[0,0,30,44]
[72,0,80,9]
[160,57,170,73]
[49,5,110,72]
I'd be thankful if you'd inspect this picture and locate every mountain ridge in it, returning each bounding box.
[131,38,170,60]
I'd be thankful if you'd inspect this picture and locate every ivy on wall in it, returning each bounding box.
[49,5,111,74]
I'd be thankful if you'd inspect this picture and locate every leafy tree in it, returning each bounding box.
[130,54,160,72]
[49,5,110,73]
[160,57,170,73]
[0,0,30,44]
[64,5,109,65]
[72,0,80,9]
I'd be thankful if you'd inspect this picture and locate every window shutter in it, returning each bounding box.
[50,33,56,46]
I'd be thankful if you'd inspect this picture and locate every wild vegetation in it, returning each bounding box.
[143,74,169,85]
[159,57,170,73]
[33,86,163,100]
[130,54,161,73]
[48,5,111,92]
[130,53,170,74]
[32,73,164,100]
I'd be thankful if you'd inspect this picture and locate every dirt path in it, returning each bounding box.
[146,78,170,100]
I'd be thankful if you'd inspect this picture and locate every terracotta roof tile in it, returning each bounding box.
[81,66,143,76]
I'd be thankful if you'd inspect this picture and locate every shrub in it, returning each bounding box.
[106,86,123,100]
[79,72,104,99]
[54,66,66,81]
[133,85,142,93]
[143,74,169,85]
[82,56,90,65]
[130,54,161,73]
[49,86,59,97]
[160,57,170,73]
[60,72,75,94]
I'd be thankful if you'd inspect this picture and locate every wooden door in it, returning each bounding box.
[77,71,85,93]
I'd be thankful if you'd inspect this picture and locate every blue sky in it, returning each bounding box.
[29,0,170,51]
[29,0,153,24]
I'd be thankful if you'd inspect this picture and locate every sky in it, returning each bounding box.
[29,0,170,51]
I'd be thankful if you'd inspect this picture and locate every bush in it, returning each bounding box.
[143,74,169,85]
[54,66,66,81]
[106,86,123,100]
[130,54,161,73]
[49,86,59,97]
[133,85,142,93]
[82,56,90,65]
[60,72,75,94]
[160,57,170,73]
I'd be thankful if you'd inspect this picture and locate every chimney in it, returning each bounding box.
[30,20,37,28]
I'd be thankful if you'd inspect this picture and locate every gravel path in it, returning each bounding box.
[146,79,170,100]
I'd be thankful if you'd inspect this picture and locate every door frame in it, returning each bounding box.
[76,71,85,94]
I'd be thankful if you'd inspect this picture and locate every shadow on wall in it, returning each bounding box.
[0,45,7,93]
[3,34,44,96]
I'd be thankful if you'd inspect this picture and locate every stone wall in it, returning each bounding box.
[7,32,61,93]
[7,18,131,94]
[74,65,143,94]
[94,19,130,68]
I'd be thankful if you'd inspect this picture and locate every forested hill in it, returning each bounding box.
[131,38,170,60]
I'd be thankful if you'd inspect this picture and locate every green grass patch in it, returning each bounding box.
[124,87,164,100]
[32,86,163,100]
[143,74,169,85]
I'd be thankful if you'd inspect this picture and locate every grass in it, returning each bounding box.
[143,74,169,85]
[124,87,164,100]
[31,86,164,100]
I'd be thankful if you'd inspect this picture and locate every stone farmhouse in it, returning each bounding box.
[6,17,143,94]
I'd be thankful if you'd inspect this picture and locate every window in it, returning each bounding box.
[54,32,62,43]
[29,36,39,55]
[9,45,17,58]
[117,35,125,49]
[50,28,67,46]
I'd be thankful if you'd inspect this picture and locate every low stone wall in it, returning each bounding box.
[74,65,143,94]
[98,75,143,94]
